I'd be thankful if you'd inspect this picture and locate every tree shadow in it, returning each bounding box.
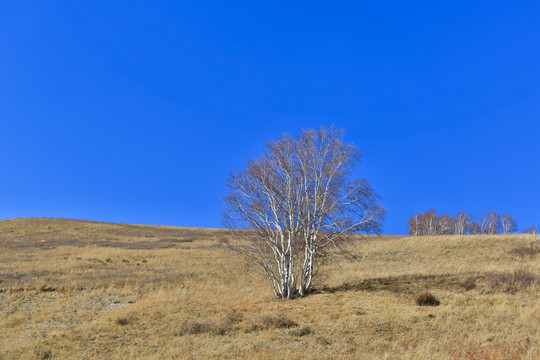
[314,273,475,295]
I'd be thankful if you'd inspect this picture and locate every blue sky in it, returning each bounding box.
[1,1,539,234]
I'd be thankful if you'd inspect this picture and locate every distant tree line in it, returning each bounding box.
[406,209,538,236]
[522,225,538,234]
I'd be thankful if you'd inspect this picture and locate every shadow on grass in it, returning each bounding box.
[0,235,195,250]
[315,273,474,295]
[0,219,230,250]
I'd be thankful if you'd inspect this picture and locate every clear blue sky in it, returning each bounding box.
[1,1,539,234]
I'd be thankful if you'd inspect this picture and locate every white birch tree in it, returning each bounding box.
[501,214,517,235]
[223,127,385,298]
[481,211,501,235]
[453,211,471,235]
[408,213,420,236]
[437,214,453,235]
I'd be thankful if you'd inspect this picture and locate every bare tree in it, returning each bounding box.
[522,226,537,234]
[416,209,438,235]
[408,209,451,236]
[469,221,482,235]
[407,213,419,236]
[437,214,454,235]
[480,211,501,235]
[501,214,517,235]
[223,127,385,298]
[453,211,471,235]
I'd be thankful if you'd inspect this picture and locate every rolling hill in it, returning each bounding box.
[1,218,539,359]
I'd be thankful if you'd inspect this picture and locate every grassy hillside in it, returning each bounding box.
[1,218,539,359]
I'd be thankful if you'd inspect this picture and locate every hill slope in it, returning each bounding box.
[1,218,539,359]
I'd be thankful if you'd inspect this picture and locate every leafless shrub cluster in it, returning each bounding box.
[408,209,520,236]
[478,269,539,294]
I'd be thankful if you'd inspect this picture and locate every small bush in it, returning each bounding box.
[247,314,297,332]
[116,317,130,326]
[414,291,440,306]
[40,285,56,292]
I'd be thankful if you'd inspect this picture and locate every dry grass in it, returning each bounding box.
[1,218,539,359]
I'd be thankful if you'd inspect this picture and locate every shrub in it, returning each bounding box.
[116,317,130,326]
[414,291,440,306]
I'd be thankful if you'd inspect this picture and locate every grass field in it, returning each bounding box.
[1,218,539,359]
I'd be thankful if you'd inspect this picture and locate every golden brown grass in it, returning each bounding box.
[1,218,539,359]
